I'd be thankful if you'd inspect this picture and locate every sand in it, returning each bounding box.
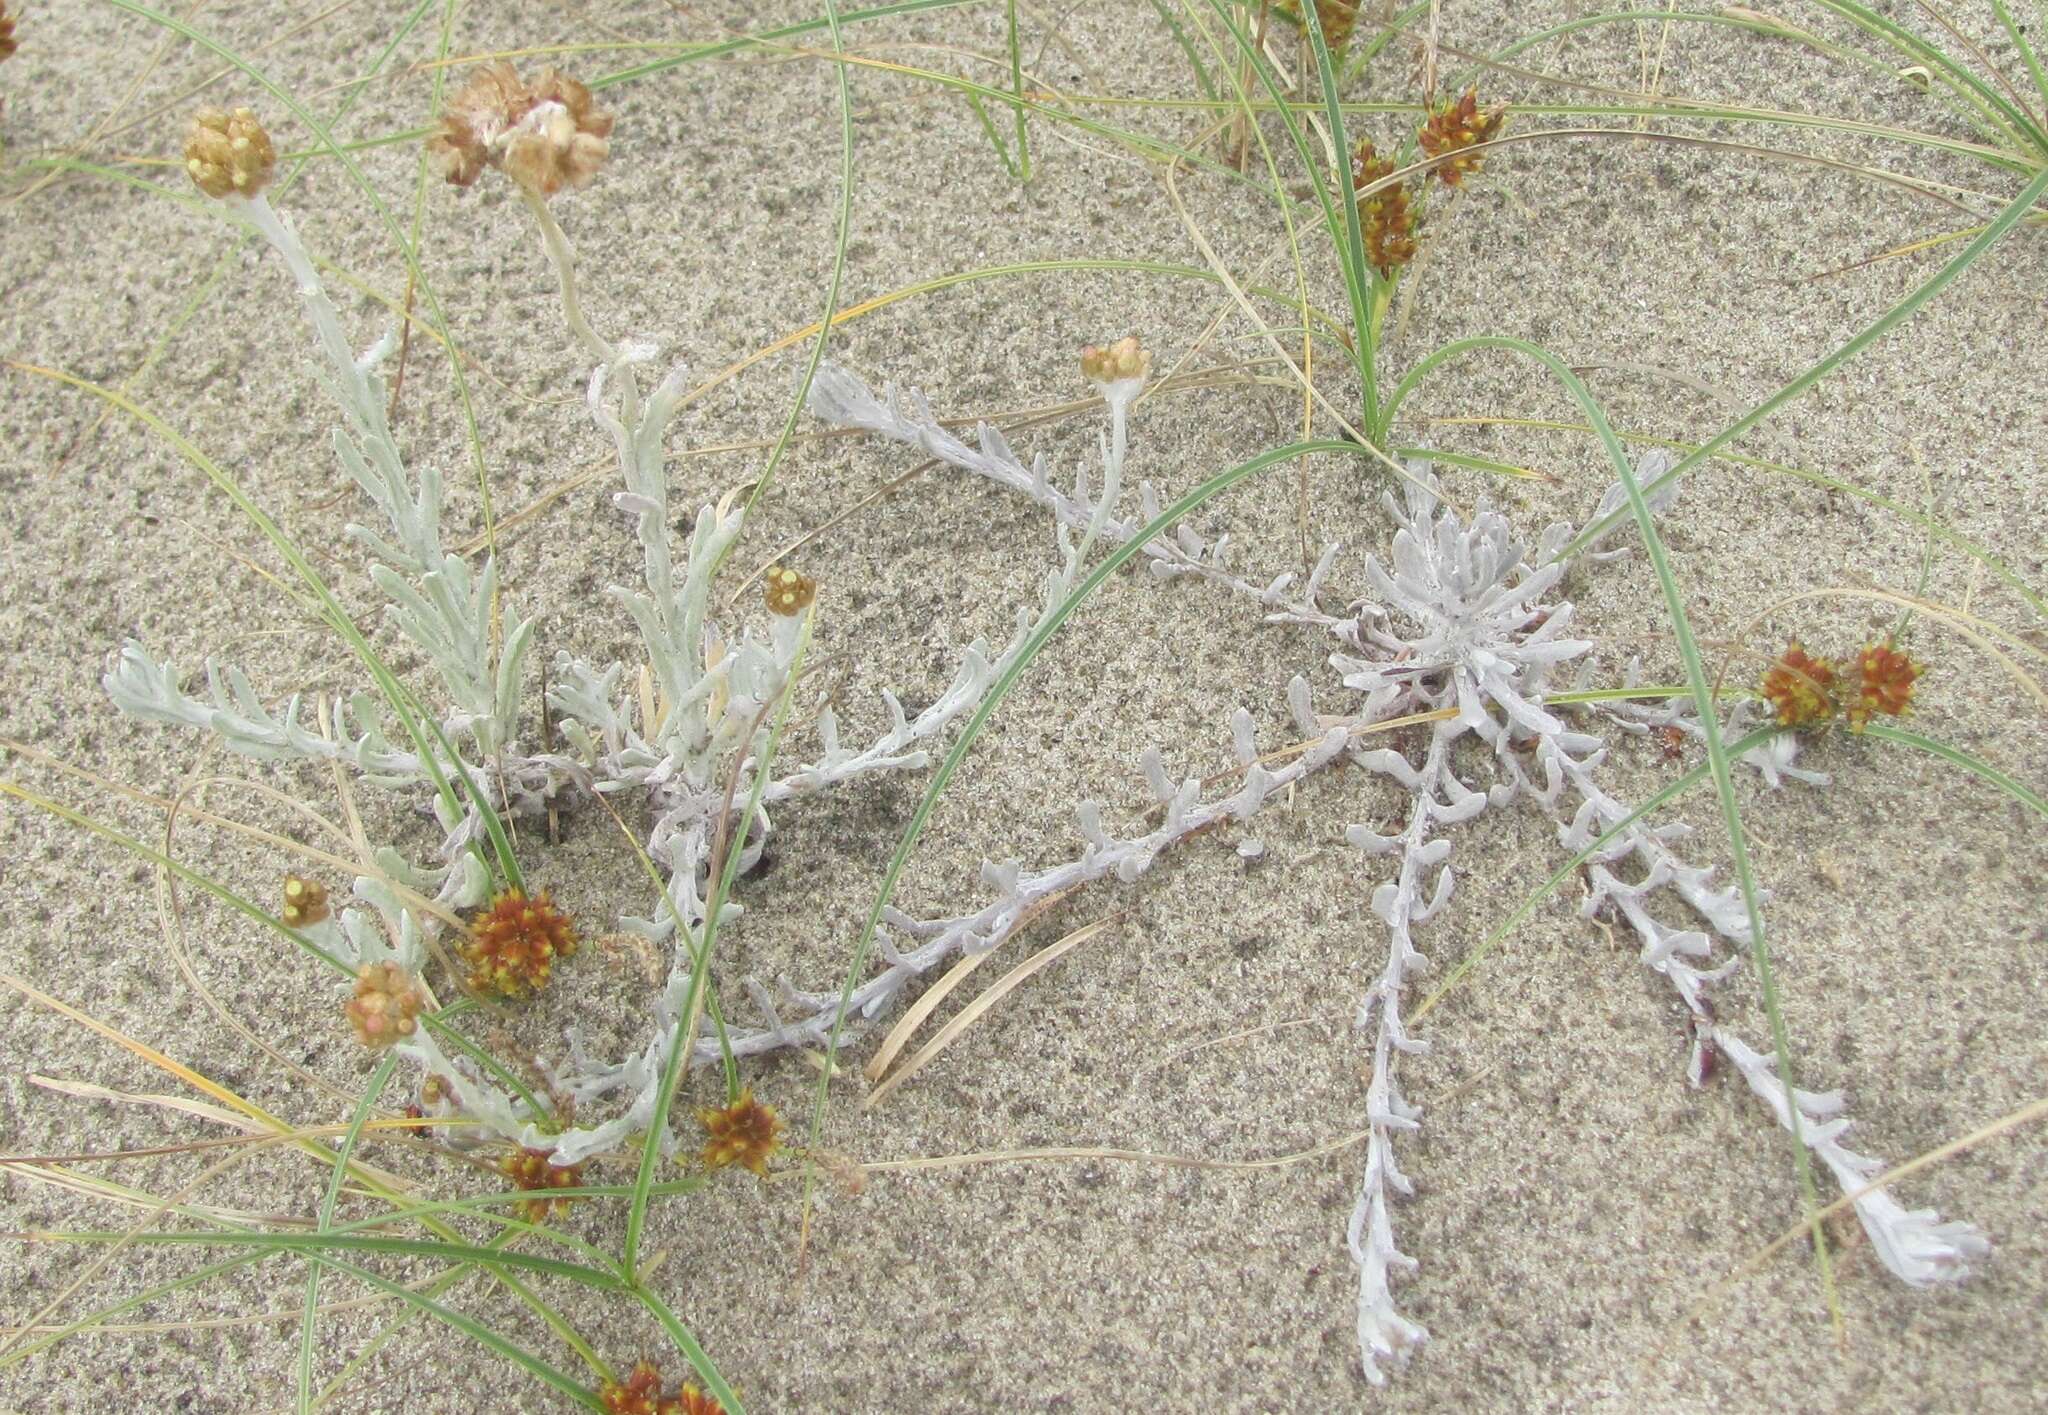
[1,1,2043,1410]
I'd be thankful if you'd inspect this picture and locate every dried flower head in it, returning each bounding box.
[600,1362,724,1415]
[429,62,613,197]
[1847,641,1921,731]
[1278,0,1361,52]
[344,961,425,1047]
[280,874,330,928]
[184,106,277,199]
[0,3,18,62]
[1080,335,1152,387]
[1760,641,1839,728]
[1353,140,1418,276]
[1417,89,1505,187]
[460,887,579,997]
[762,565,817,618]
[697,1087,782,1176]
[499,1146,585,1222]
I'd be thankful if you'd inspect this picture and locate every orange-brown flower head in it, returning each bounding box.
[1080,335,1152,388]
[1847,641,1921,731]
[185,106,277,199]
[430,63,613,197]
[763,565,817,618]
[1418,89,1505,187]
[1278,0,1361,52]
[344,961,425,1048]
[460,887,579,997]
[672,1386,723,1415]
[0,3,18,62]
[1760,641,1838,728]
[499,1146,585,1222]
[600,1362,724,1415]
[1352,140,1418,276]
[281,875,330,928]
[601,1364,664,1415]
[697,1087,782,1176]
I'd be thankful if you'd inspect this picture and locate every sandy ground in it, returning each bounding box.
[2,2,2044,1411]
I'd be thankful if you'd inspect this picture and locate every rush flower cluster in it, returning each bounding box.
[696,1087,782,1176]
[1759,638,1923,731]
[1418,89,1506,187]
[1353,140,1417,276]
[499,1147,586,1222]
[1277,0,1361,52]
[460,888,579,997]
[600,1362,723,1415]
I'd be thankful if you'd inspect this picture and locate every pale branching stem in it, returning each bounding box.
[521,184,617,372]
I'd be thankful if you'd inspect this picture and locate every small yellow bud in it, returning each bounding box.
[344,961,424,1048]
[763,565,818,618]
[281,875,330,927]
[184,106,277,199]
[1079,335,1151,387]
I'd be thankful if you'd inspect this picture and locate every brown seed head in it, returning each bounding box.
[697,1086,783,1176]
[460,887,579,997]
[1079,335,1151,386]
[498,1147,585,1222]
[1276,0,1360,52]
[1352,140,1418,276]
[763,565,818,618]
[0,3,19,62]
[344,961,425,1048]
[185,106,277,199]
[1417,89,1505,187]
[430,63,613,197]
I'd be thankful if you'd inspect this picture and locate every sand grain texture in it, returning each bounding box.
[1,3,2043,1411]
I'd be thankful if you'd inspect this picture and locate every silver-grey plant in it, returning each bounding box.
[807,364,1989,1385]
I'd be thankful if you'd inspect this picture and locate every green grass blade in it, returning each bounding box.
[1146,0,1218,102]
[1202,0,1380,419]
[622,611,815,1278]
[301,1254,605,1410]
[0,780,350,975]
[636,1285,745,1414]
[593,0,982,87]
[0,1251,275,1370]
[1989,0,2048,111]
[299,1054,400,1412]
[8,360,521,891]
[1006,0,1031,182]
[1454,164,2048,562]
[964,91,1021,178]
[1861,724,2048,815]
[51,1231,627,1289]
[1805,0,2046,153]
[1561,367,1844,1332]
[803,437,1359,1183]
[736,0,855,522]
